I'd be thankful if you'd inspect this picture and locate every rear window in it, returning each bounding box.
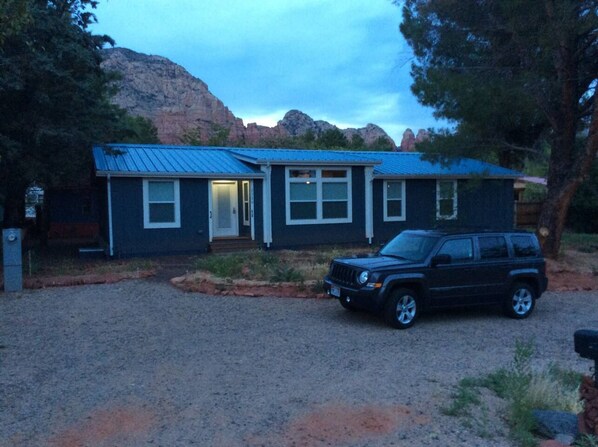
[479,236,509,259]
[511,235,537,257]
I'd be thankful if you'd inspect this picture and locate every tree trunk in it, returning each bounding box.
[537,183,577,258]
[538,93,598,258]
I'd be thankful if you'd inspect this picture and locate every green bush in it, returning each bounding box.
[194,254,246,278]
[445,339,583,447]
[269,265,304,283]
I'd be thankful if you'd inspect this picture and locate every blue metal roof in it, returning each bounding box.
[227,148,381,166]
[354,151,521,178]
[93,144,262,178]
[93,144,520,179]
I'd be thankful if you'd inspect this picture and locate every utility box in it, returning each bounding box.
[2,228,23,292]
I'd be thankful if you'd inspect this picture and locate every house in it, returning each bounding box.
[92,144,520,257]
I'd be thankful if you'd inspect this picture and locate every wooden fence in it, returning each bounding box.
[515,201,543,227]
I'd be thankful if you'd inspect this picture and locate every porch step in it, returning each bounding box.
[209,237,259,253]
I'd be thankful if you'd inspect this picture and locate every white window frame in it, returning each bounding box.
[142,178,181,229]
[383,180,406,222]
[285,167,352,225]
[242,180,250,226]
[436,179,458,220]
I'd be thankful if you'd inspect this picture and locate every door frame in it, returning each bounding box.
[209,180,239,239]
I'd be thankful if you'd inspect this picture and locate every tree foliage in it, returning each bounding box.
[0,0,154,227]
[399,0,598,256]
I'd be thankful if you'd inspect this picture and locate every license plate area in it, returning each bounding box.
[330,285,341,297]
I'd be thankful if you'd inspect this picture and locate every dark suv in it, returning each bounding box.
[324,229,548,329]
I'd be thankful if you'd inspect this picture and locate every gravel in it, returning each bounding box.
[1,281,597,446]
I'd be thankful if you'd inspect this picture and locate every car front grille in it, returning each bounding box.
[329,262,357,287]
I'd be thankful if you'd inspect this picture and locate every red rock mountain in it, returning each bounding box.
[101,47,397,148]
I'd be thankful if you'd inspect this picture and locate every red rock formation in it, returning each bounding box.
[102,48,397,148]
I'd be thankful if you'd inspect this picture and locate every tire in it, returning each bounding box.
[384,288,419,329]
[339,296,359,312]
[504,282,535,319]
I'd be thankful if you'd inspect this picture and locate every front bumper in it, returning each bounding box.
[323,276,384,313]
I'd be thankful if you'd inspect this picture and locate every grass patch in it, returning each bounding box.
[20,247,157,278]
[562,232,598,253]
[444,339,583,447]
[193,250,279,279]
[193,245,374,282]
[576,435,598,447]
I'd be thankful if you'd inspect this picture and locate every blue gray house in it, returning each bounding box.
[92,144,520,257]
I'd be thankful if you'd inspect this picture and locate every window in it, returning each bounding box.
[437,238,473,262]
[142,179,181,229]
[479,236,508,259]
[436,180,458,220]
[511,235,537,257]
[384,180,406,221]
[286,168,351,224]
[242,181,250,226]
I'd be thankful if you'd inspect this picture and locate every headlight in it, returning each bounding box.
[357,270,370,285]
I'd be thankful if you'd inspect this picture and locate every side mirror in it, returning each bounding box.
[431,254,451,267]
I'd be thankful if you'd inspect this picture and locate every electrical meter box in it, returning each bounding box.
[3,228,23,292]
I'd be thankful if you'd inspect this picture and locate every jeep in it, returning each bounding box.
[323,229,548,329]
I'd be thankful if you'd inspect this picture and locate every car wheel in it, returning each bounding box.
[504,282,535,319]
[384,288,419,329]
[339,296,358,312]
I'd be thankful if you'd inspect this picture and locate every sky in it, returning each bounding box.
[90,0,444,144]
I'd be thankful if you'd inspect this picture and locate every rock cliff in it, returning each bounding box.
[101,48,397,148]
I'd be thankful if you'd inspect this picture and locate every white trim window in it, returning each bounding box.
[436,179,458,220]
[142,179,181,229]
[286,167,352,224]
[383,180,406,221]
[242,180,250,226]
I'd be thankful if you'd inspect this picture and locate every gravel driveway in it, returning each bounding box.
[1,281,597,447]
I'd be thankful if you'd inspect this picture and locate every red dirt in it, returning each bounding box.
[1,270,155,290]
[546,258,598,292]
[47,405,155,447]
[170,271,328,299]
[245,403,430,446]
[170,265,598,300]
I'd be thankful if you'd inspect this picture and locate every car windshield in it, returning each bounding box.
[379,232,439,262]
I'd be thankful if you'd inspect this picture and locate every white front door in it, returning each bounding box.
[212,181,238,237]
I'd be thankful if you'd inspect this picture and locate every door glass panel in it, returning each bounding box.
[217,187,231,228]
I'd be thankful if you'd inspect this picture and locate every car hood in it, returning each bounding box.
[334,255,415,270]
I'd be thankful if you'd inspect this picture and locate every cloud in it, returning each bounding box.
[92,0,441,145]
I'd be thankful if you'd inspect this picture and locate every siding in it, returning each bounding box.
[268,166,367,247]
[373,179,514,244]
[110,177,210,257]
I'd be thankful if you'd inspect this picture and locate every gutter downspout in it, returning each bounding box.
[107,174,114,257]
[261,163,272,248]
[365,167,374,245]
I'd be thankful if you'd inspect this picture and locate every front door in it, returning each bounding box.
[212,181,238,237]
